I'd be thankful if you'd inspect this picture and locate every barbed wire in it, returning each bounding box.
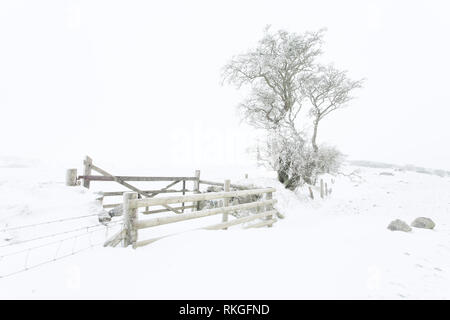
[0,223,124,279]
[0,213,106,233]
[0,240,106,279]
[0,222,122,259]
[0,220,123,249]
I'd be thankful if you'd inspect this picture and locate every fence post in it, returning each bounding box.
[320,179,324,199]
[222,179,230,230]
[266,191,273,227]
[65,169,77,186]
[95,192,104,206]
[82,156,93,189]
[122,192,138,248]
[308,186,314,200]
[193,170,201,211]
[244,173,248,179]
[182,179,186,213]
[325,182,328,197]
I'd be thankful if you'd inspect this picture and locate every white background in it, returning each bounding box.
[1,0,449,170]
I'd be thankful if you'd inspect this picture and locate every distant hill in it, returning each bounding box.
[348,160,450,177]
[0,156,41,168]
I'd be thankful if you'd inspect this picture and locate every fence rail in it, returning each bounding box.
[130,187,276,208]
[117,186,277,249]
[199,179,250,190]
[78,175,197,182]
[135,199,276,230]
[99,189,188,197]
[66,157,280,250]
[66,156,202,213]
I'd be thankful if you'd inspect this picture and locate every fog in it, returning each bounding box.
[1,0,449,170]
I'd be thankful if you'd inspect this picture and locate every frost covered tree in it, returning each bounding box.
[223,27,363,190]
[222,27,324,189]
[302,65,364,153]
[260,128,307,189]
[222,26,324,132]
[261,128,343,188]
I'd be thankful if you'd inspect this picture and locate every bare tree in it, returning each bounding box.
[223,27,363,190]
[303,65,364,153]
[222,26,324,132]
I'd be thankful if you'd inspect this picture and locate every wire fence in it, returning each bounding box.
[0,213,108,233]
[0,220,122,249]
[0,212,124,279]
[0,239,105,279]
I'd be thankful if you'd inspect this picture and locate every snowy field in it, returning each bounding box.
[1,161,450,299]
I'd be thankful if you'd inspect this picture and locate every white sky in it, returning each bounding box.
[1,0,450,171]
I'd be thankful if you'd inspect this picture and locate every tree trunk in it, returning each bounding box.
[311,118,319,153]
[309,118,320,185]
[277,157,301,190]
[277,157,290,185]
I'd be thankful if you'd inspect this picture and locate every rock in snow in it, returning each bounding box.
[411,217,436,229]
[387,219,412,232]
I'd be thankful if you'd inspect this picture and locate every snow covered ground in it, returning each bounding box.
[1,161,450,299]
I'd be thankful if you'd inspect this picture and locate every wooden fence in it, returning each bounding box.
[66,156,202,214]
[66,156,280,249]
[105,187,277,249]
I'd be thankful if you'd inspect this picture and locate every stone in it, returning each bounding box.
[98,210,112,224]
[387,219,412,232]
[206,186,223,192]
[411,217,435,229]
